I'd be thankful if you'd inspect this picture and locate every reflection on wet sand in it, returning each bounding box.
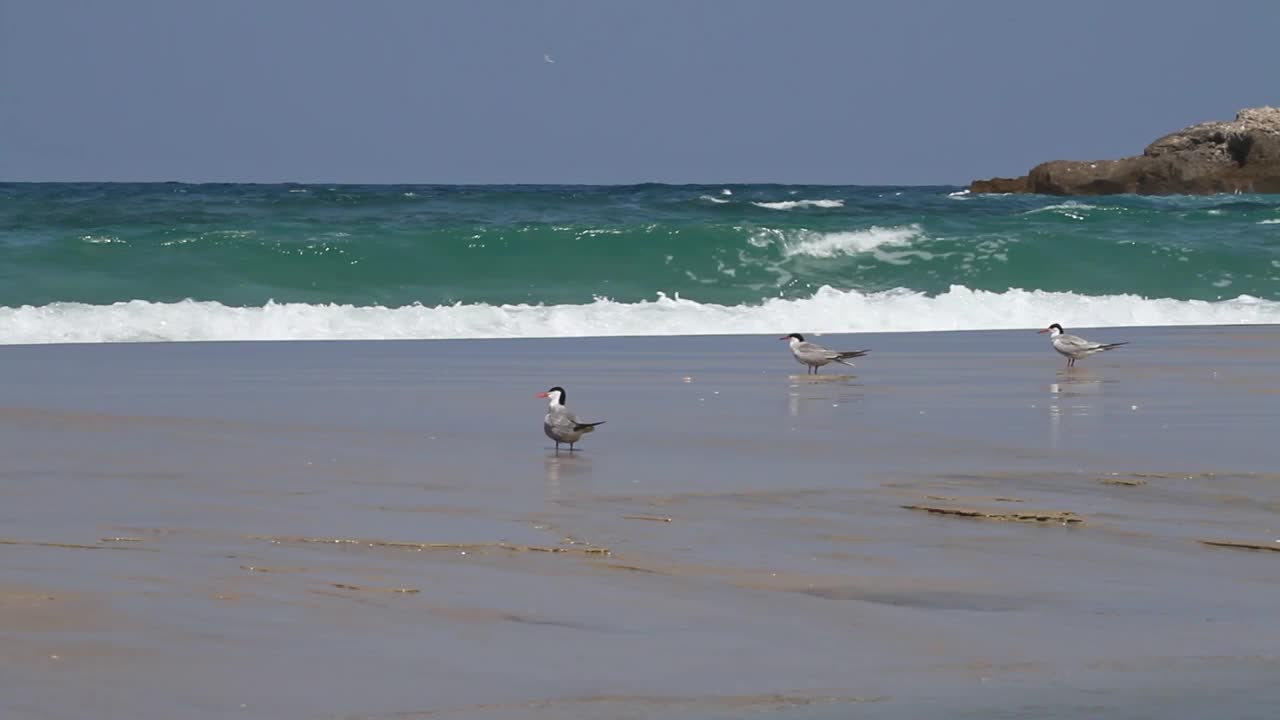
[787,374,863,417]
[1049,367,1105,395]
[1047,369,1108,450]
[3,329,1280,719]
[544,453,592,499]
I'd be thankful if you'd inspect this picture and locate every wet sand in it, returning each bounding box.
[2,326,1279,719]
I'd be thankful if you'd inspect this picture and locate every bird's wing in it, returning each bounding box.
[545,408,578,428]
[1057,333,1104,352]
[795,341,837,359]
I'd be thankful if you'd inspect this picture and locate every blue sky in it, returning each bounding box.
[3,0,1278,184]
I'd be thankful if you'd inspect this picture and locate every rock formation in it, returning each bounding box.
[970,107,1280,195]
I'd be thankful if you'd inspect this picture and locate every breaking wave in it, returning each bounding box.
[751,199,845,210]
[2,286,1277,345]
[1025,202,1101,214]
[782,224,923,258]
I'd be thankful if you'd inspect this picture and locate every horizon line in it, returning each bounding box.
[0,179,969,188]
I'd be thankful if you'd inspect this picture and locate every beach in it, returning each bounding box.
[2,325,1279,719]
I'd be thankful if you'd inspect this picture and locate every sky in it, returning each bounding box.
[2,0,1278,185]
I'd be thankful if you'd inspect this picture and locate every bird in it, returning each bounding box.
[535,386,604,453]
[779,333,870,374]
[1038,323,1128,367]
[543,53,556,64]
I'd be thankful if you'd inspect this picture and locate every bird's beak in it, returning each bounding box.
[534,392,549,398]
[777,336,789,340]
[1036,328,1050,334]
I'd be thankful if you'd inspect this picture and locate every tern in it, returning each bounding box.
[1038,323,1128,367]
[780,333,870,374]
[536,386,604,453]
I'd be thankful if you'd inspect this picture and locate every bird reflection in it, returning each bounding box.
[1048,369,1104,405]
[544,452,592,500]
[787,374,863,417]
[1047,369,1107,450]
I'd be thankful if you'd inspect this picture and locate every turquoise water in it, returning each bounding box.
[2,183,1279,343]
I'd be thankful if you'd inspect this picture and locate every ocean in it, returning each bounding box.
[2,182,1279,344]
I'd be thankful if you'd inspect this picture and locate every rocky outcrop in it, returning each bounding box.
[968,176,1029,194]
[970,107,1280,195]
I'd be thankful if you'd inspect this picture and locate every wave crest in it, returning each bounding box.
[751,199,844,210]
[2,287,1277,345]
[1025,202,1100,214]
[782,224,923,258]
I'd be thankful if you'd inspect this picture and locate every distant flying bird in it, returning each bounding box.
[543,53,556,64]
[1038,323,1128,367]
[780,333,870,374]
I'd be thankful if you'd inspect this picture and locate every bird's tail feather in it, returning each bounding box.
[1099,342,1129,351]
[574,421,605,432]
[837,350,870,359]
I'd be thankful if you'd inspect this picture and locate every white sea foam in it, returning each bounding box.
[1024,202,1099,215]
[2,287,1278,345]
[1258,219,1280,224]
[782,225,923,258]
[751,199,844,210]
[697,194,731,204]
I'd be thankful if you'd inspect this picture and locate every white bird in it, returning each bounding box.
[1038,323,1128,367]
[536,386,604,453]
[780,333,870,374]
[543,53,556,64]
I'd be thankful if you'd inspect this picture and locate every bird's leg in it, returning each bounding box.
[569,442,576,452]
[554,442,560,454]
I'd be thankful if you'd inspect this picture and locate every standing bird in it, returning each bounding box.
[1038,323,1128,367]
[779,333,870,374]
[535,386,605,453]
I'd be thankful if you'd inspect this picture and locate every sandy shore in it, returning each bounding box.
[2,326,1279,719]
